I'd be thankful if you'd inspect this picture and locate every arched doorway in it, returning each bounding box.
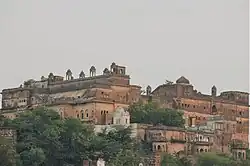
[238,152,242,159]
[212,105,217,113]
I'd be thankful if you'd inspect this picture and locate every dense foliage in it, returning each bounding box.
[0,108,141,166]
[161,153,192,166]
[0,106,249,166]
[0,135,17,166]
[196,152,250,166]
[160,152,250,166]
[128,102,185,127]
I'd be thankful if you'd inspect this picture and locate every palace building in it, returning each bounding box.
[0,62,141,125]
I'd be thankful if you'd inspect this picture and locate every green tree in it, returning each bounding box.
[1,107,143,166]
[4,107,97,166]
[128,103,184,127]
[160,153,192,166]
[0,136,16,166]
[161,153,182,166]
[196,152,233,166]
[96,126,141,166]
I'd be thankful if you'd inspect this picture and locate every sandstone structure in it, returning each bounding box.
[142,76,249,159]
[1,62,141,124]
[0,63,249,163]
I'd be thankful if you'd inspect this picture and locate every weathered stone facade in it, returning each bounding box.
[0,62,141,125]
[148,76,249,149]
[0,64,249,163]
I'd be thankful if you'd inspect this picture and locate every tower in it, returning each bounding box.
[146,85,152,96]
[79,71,85,78]
[89,66,96,77]
[66,69,73,80]
[211,85,217,97]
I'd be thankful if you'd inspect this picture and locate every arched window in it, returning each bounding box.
[212,105,217,113]
[157,145,161,151]
[238,152,242,159]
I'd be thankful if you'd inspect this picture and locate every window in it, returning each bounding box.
[101,111,103,115]
[81,113,84,119]
[116,119,121,124]
[86,113,88,118]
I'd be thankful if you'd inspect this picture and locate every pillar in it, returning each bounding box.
[191,117,196,127]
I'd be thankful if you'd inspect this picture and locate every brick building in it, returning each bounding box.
[0,62,141,125]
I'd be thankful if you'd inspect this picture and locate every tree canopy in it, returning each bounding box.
[0,107,141,166]
[196,152,250,166]
[0,106,249,166]
[0,135,17,166]
[128,102,185,127]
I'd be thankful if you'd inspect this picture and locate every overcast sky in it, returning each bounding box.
[0,0,248,98]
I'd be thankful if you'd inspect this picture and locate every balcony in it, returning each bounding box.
[194,141,213,146]
[151,136,167,142]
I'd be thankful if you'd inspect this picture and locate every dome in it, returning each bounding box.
[48,72,54,77]
[146,85,152,90]
[176,76,190,84]
[90,66,96,71]
[66,69,72,75]
[103,68,109,73]
[79,71,85,77]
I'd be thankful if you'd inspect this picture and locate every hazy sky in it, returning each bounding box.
[0,0,249,98]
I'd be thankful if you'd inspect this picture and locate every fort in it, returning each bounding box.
[0,62,249,165]
[1,62,141,124]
